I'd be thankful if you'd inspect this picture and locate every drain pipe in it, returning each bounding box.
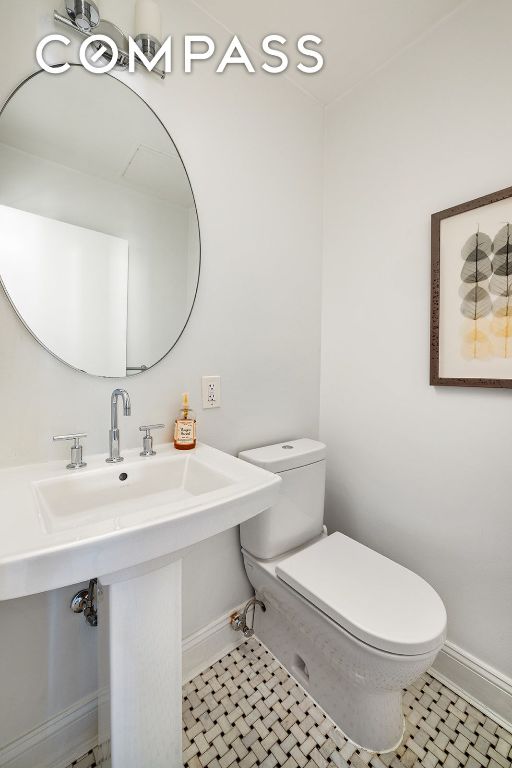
[231,597,266,638]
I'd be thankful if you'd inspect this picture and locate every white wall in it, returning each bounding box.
[321,0,511,687]
[0,0,323,748]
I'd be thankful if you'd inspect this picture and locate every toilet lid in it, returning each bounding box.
[275,532,447,656]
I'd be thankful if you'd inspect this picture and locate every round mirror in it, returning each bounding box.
[0,66,200,377]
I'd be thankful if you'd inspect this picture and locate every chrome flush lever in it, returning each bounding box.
[139,424,165,456]
[53,433,87,469]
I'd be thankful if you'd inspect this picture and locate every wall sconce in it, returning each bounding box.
[134,0,162,62]
[53,0,165,78]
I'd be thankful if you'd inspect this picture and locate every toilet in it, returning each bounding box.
[239,439,447,753]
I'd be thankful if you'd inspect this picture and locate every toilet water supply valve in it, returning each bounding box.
[231,597,266,638]
[70,578,98,627]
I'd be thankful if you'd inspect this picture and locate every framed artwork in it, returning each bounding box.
[431,185,512,388]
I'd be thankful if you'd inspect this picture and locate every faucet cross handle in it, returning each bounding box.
[53,433,87,470]
[139,424,165,457]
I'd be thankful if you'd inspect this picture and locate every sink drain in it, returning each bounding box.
[119,472,128,482]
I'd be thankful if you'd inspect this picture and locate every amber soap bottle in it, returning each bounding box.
[174,392,197,450]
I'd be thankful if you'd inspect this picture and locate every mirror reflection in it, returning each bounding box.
[0,66,200,377]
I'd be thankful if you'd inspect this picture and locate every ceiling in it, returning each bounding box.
[190,0,467,105]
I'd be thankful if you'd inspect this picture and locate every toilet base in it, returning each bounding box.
[243,551,442,753]
[254,591,405,752]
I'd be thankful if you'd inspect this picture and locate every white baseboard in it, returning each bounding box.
[0,605,244,768]
[431,641,512,730]
[182,604,245,683]
[0,692,98,768]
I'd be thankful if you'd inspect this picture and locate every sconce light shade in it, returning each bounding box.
[65,0,100,32]
[135,0,162,41]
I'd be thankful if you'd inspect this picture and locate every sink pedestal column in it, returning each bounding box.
[96,558,183,767]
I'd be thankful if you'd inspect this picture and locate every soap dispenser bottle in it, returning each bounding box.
[174,392,197,450]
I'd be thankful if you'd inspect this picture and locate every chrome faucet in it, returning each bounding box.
[106,389,131,463]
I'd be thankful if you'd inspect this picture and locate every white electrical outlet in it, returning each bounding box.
[202,376,221,409]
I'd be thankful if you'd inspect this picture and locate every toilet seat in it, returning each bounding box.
[275,532,447,656]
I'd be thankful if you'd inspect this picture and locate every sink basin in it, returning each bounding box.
[35,454,234,533]
[0,442,281,600]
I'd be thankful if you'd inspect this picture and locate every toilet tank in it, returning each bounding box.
[239,439,326,560]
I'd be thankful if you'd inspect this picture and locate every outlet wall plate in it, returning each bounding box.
[202,376,221,409]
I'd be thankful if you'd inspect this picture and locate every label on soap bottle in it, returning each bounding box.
[174,419,196,446]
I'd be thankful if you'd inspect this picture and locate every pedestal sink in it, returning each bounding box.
[0,443,281,767]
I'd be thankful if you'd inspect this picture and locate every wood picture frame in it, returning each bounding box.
[431,185,512,388]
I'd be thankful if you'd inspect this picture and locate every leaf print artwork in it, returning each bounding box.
[489,224,512,357]
[431,186,512,388]
[459,231,492,359]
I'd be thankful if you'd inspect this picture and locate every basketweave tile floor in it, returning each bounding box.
[67,639,512,768]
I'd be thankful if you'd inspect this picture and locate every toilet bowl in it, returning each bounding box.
[239,440,447,753]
